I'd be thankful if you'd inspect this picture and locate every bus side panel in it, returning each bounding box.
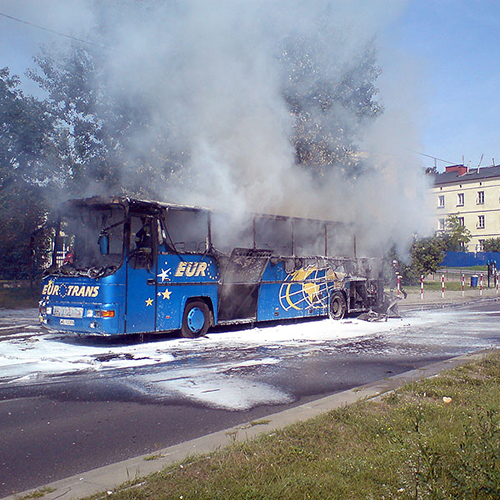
[257,282,305,321]
[257,260,330,322]
[156,284,218,331]
[155,254,219,331]
[257,283,329,322]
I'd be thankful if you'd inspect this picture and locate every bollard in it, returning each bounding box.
[480,273,484,296]
[461,273,465,298]
[441,274,445,299]
[420,275,424,300]
[397,275,401,297]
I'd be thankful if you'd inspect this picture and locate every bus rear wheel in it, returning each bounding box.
[329,292,346,320]
[181,300,211,338]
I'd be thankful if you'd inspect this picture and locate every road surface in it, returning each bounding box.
[1,302,500,497]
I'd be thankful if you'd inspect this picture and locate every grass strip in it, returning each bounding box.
[84,350,500,500]
[0,287,39,309]
[406,281,487,292]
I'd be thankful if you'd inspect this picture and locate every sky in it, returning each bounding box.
[382,0,500,170]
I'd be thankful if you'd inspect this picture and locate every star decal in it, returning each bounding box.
[160,289,172,300]
[157,268,171,282]
[145,297,153,307]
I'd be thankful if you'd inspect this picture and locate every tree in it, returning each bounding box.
[440,214,471,252]
[408,236,446,280]
[28,48,122,194]
[0,68,59,188]
[0,67,57,279]
[482,238,500,252]
[281,42,382,178]
[27,28,384,196]
[28,45,186,198]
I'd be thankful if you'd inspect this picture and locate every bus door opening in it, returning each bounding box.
[125,215,157,333]
[217,248,273,322]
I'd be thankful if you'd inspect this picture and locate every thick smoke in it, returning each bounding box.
[5,0,431,255]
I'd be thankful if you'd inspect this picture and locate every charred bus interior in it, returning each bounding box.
[41,202,126,279]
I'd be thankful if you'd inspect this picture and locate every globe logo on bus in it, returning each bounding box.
[279,266,335,311]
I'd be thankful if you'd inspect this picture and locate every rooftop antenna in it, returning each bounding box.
[416,152,457,171]
[478,153,484,171]
[493,158,496,167]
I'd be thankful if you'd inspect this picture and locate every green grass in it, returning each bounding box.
[83,350,500,500]
[407,281,472,292]
[442,265,488,272]
[0,286,39,309]
[17,487,56,499]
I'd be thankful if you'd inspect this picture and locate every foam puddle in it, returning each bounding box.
[132,364,292,411]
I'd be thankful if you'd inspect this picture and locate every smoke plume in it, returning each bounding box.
[5,0,432,255]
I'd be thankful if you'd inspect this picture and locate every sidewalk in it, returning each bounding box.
[398,285,500,310]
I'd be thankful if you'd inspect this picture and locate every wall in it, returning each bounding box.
[441,251,500,267]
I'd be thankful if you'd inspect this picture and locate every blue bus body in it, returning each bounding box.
[38,197,384,337]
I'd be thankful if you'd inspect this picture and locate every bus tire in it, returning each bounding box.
[329,292,346,320]
[181,300,211,338]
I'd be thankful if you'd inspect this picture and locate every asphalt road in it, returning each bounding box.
[1,301,500,497]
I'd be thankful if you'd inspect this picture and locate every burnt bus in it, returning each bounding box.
[37,196,385,337]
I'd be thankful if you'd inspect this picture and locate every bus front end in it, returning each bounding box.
[38,198,126,336]
[39,273,125,335]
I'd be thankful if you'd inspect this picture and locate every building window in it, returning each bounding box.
[438,218,445,231]
[477,191,485,204]
[477,215,485,229]
[457,193,464,206]
[458,217,465,227]
[478,240,485,252]
[438,195,445,208]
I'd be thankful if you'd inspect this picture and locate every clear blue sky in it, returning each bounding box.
[1,1,499,172]
[387,0,500,170]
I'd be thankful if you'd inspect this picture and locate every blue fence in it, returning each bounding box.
[441,251,500,267]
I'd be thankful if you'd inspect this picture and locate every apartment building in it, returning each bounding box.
[431,164,500,251]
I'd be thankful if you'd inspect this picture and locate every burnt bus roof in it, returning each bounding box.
[62,196,348,227]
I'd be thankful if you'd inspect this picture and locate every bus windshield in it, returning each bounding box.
[48,205,125,278]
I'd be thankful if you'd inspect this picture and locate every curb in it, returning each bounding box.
[2,349,493,500]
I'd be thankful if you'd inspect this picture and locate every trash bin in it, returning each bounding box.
[471,275,479,288]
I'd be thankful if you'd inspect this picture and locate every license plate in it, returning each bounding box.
[60,318,75,326]
[53,306,83,318]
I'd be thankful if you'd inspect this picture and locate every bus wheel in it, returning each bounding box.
[181,300,211,338]
[329,292,346,320]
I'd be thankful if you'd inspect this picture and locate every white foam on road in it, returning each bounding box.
[0,317,403,381]
[0,335,175,383]
[132,365,292,411]
[0,311,465,410]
